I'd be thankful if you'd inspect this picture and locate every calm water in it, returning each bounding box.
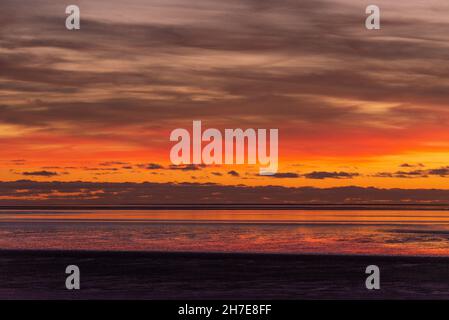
[1,209,449,256]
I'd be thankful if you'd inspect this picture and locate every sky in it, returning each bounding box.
[0,0,448,203]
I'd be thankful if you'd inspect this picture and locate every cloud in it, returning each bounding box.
[21,171,59,177]
[303,171,359,179]
[373,171,426,179]
[373,167,449,178]
[169,164,203,171]
[7,159,26,165]
[227,170,240,177]
[145,163,165,170]
[82,167,119,171]
[99,161,130,166]
[373,172,394,178]
[393,170,427,178]
[428,167,449,177]
[262,172,299,178]
[400,163,425,168]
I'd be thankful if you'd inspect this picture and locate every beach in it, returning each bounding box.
[1,250,449,299]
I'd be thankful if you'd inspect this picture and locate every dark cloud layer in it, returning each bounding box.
[0,180,448,205]
[0,0,448,136]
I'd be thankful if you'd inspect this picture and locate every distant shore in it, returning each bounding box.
[1,249,449,299]
[1,203,448,210]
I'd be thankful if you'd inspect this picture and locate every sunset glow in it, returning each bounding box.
[0,0,448,203]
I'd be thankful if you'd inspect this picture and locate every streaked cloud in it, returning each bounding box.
[21,171,60,177]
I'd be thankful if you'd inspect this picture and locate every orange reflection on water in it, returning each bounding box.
[0,209,449,256]
[2,209,449,224]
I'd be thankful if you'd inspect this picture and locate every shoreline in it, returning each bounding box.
[1,248,449,260]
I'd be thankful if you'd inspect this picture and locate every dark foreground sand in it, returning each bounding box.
[0,250,448,299]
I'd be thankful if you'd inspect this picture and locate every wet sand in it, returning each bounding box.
[1,250,448,299]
